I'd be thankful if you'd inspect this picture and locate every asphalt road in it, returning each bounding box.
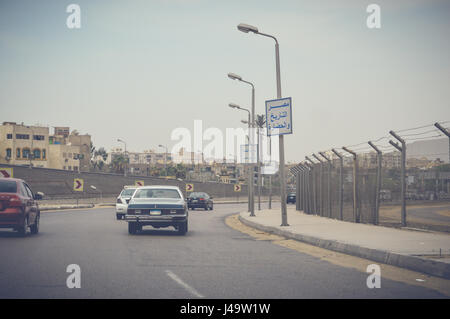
[0,203,447,298]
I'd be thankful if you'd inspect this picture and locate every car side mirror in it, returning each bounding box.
[34,192,44,200]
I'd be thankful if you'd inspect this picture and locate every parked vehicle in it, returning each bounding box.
[286,192,296,204]
[116,186,137,220]
[187,192,214,210]
[380,189,392,201]
[124,186,188,235]
[0,178,43,236]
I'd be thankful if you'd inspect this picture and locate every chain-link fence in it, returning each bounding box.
[293,121,450,233]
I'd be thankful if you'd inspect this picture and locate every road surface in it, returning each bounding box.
[0,203,447,298]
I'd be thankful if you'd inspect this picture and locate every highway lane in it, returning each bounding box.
[0,203,447,298]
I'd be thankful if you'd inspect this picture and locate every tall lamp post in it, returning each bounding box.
[238,23,288,226]
[228,73,257,214]
[229,103,255,217]
[117,138,127,177]
[158,144,168,178]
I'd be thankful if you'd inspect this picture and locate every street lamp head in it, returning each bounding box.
[241,120,248,124]
[227,72,242,81]
[228,103,240,109]
[237,23,258,34]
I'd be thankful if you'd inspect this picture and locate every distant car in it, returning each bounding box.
[116,186,137,220]
[124,186,188,235]
[187,192,213,210]
[287,192,296,204]
[0,178,43,236]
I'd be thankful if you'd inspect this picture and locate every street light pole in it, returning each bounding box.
[228,73,256,216]
[229,103,254,217]
[159,144,168,178]
[237,23,288,226]
[117,138,127,177]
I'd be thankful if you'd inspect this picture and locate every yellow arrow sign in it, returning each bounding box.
[73,178,84,192]
[135,180,144,186]
[234,184,242,192]
[0,167,13,178]
[186,183,194,192]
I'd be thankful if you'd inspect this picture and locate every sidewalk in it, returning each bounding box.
[239,207,450,279]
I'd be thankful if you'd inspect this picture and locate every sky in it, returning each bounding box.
[1,0,449,163]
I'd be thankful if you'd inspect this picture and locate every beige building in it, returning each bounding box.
[0,122,92,171]
[48,144,82,171]
[0,122,50,168]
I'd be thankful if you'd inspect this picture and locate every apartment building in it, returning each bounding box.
[0,122,50,168]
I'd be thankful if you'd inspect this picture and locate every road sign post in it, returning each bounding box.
[266,97,292,226]
[234,184,242,203]
[73,178,84,206]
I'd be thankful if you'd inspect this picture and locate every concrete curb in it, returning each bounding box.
[40,204,95,211]
[239,213,450,279]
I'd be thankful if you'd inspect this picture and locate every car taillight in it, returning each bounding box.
[9,195,23,207]
[117,198,122,204]
[199,198,205,201]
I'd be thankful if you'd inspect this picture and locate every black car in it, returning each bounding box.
[187,192,213,210]
[287,192,296,204]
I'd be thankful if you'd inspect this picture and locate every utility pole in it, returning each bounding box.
[331,149,344,220]
[389,131,406,227]
[368,141,382,225]
[342,147,360,223]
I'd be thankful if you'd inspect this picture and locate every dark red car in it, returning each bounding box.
[0,178,43,236]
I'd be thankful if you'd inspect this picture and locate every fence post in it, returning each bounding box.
[368,141,382,225]
[342,147,360,223]
[319,152,332,218]
[312,154,324,217]
[305,156,317,215]
[331,149,344,220]
[304,162,313,214]
[389,131,406,227]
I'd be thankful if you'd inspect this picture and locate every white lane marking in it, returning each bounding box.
[165,270,204,298]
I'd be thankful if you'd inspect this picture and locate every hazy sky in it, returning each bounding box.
[1,0,449,162]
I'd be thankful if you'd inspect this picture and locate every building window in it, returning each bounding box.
[63,166,66,170]
[6,148,12,158]
[33,149,41,160]
[16,134,30,140]
[73,166,78,171]
[6,134,12,139]
[33,135,45,141]
[22,148,30,159]
[42,149,46,160]
[68,166,72,170]
[16,148,21,159]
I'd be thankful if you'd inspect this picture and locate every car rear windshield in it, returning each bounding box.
[0,180,17,193]
[134,189,181,199]
[120,188,136,197]
[189,192,206,198]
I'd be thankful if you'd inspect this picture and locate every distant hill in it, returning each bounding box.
[406,138,449,163]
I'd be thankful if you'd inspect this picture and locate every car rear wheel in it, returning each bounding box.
[17,216,28,237]
[30,214,39,235]
[128,222,137,235]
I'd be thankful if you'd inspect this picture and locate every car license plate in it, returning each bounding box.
[193,200,198,203]
[150,210,161,215]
